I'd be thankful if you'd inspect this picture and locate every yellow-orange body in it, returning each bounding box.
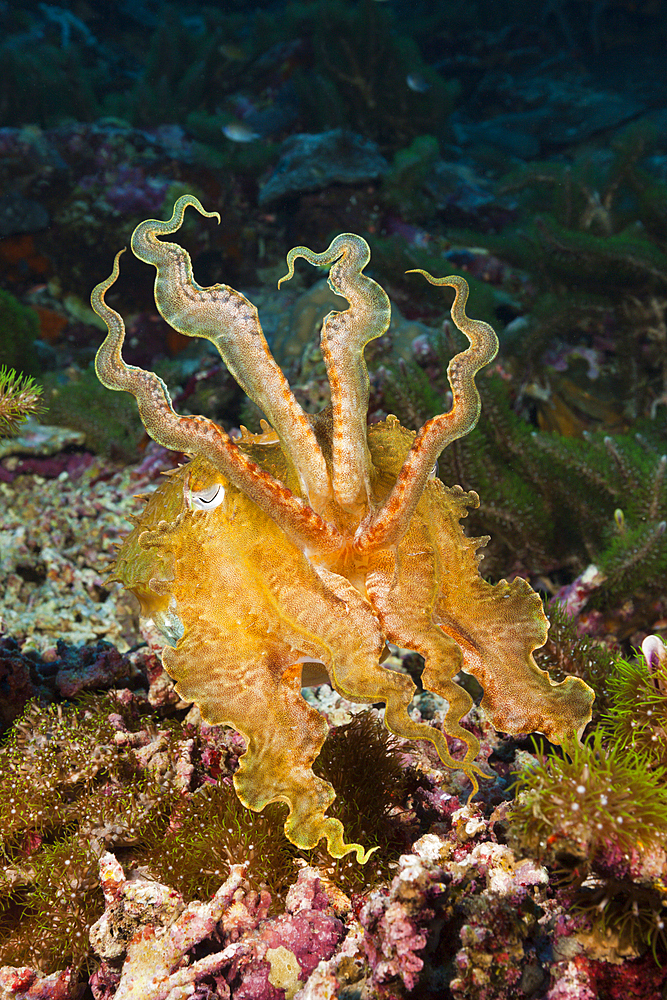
[93,196,594,860]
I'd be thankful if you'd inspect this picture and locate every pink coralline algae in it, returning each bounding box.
[0,967,77,999]
[225,869,344,999]
[89,856,344,1000]
[354,813,554,1000]
[358,851,437,993]
[91,854,248,1000]
[3,771,667,997]
[545,916,667,1000]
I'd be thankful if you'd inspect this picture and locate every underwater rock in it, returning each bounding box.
[0,637,36,732]
[0,421,86,460]
[88,857,346,1000]
[258,130,388,205]
[53,639,134,698]
[0,452,97,485]
[452,76,644,157]
[0,193,49,238]
[0,966,78,999]
[227,868,345,999]
[422,160,519,231]
[90,854,247,999]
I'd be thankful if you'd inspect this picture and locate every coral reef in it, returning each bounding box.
[604,633,667,766]
[511,725,667,964]
[4,2,667,992]
[90,857,349,1000]
[0,692,179,971]
[90,857,250,1000]
[0,685,405,979]
[511,732,667,866]
[0,452,151,652]
[138,782,296,905]
[0,645,661,995]
[92,195,593,860]
[0,636,36,733]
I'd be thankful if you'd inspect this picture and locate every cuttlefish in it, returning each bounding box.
[92,196,593,860]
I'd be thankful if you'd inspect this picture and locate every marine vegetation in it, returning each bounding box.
[91,194,594,862]
[0,694,179,971]
[604,634,667,767]
[0,687,414,974]
[270,0,456,149]
[446,125,667,428]
[532,600,617,716]
[40,365,144,461]
[387,358,667,611]
[0,288,41,377]
[310,710,412,890]
[138,783,295,907]
[512,732,667,866]
[0,366,43,437]
[493,124,667,298]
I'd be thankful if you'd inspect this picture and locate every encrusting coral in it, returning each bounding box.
[510,728,667,962]
[0,693,180,971]
[604,633,667,766]
[91,195,594,861]
[508,635,667,965]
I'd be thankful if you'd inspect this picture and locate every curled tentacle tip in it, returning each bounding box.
[91,248,126,311]
[463,768,487,803]
[107,246,127,276]
[277,263,296,290]
[406,267,460,287]
[173,193,221,224]
[345,843,379,865]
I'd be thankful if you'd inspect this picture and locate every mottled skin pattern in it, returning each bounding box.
[92,196,594,861]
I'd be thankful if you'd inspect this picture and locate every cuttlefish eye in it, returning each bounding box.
[190,483,226,510]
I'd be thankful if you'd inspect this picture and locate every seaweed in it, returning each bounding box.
[271,0,457,150]
[384,353,667,612]
[0,695,178,971]
[0,367,44,437]
[40,365,144,461]
[0,290,41,378]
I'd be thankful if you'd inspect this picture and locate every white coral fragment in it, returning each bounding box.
[90,852,248,1000]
